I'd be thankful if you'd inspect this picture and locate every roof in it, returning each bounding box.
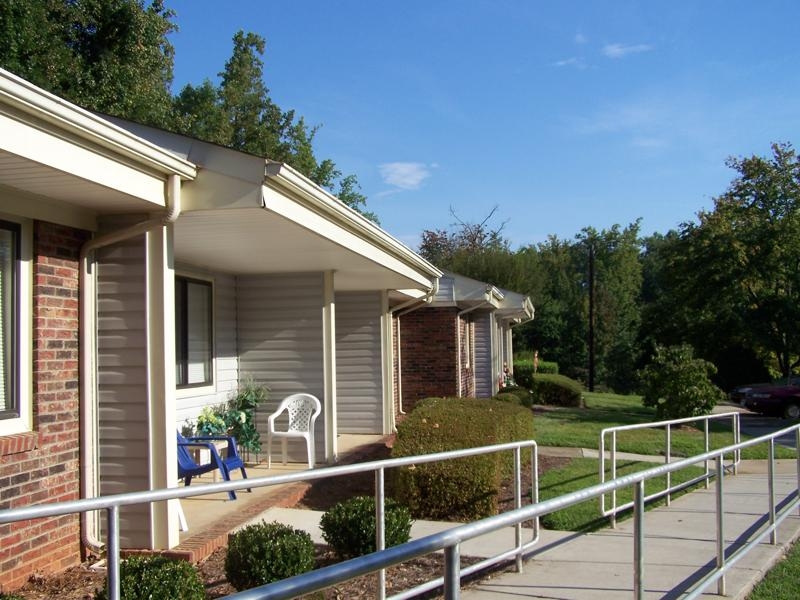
[431,270,534,322]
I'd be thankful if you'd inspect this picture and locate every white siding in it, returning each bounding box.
[474,311,493,398]
[237,273,325,462]
[96,236,150,547]
[175,271,239,426]
[336,292,383,433]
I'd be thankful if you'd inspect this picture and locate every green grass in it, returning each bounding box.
[538,457,706,531]
[533,392,793,459]
[747,539,800,599]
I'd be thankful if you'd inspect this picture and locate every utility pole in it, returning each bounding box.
[588,241,595,392]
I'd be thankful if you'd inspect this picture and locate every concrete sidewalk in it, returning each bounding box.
[463,465,800,599]
[251,461,799,599]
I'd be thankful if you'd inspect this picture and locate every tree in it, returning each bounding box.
[671,143,800,378]
[639,344,725,419]
[0,0,177,127]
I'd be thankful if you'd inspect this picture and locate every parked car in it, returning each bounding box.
[729,377,796,406]
[743,383,800,419]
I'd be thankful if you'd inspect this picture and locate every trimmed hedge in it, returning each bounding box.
[320,496,412,559]
[538,360,559,375]
[94,555,204,600]
[392,397,534,521]
[225,521,314,590]
[531,374,584,407]
[495,386,533,408]
[513,360,559,389]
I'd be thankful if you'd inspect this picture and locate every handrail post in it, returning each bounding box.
[444,543,461,600]
[514,446,523,573]
[532,445,539,539]
[703,419,710,489]
[733,413,740,475]
[796,429,800,516]
[107,505,121,600]
[633,480,645,600]
[611,430,618,528]
[715,455,726,596]
[768,440,776,544]
[376,467,386,599]
[665,424,672,505]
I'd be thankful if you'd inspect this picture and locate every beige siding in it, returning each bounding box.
[96,237,150,547]
[336,292,383,433]
[474,311,493,398]
[175,271,239,426]
[237,273,325,462]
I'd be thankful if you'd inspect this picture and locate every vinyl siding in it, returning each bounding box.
[237,273,325,462]
[96,236,150,547]
[474,311,493,398]
[336,292,383,433]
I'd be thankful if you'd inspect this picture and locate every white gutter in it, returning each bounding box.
[391,280,439,417]
[79,174,182,550]
[264,162,441,280]
[0,69,195,179]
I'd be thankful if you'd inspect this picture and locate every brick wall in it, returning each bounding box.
[398,307,459,411]
[0,221,88,591]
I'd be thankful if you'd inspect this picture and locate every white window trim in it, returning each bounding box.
[175,271,216,398]
[0,213,32,436]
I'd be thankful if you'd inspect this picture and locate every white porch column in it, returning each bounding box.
[322,271,337,462]
[380,291,394,434]
[146,223,178,548]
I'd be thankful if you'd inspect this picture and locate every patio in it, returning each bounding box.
[171,434,389,562]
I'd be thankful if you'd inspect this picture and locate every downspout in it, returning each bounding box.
[456,300,491,397]
[79,174,182,550]
[391,279,439,416]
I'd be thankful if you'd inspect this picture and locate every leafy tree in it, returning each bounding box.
[639,344,725,419]
[668,143,800,379]
[0,0,177,127]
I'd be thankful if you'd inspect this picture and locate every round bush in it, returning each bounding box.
[320,496,412,559]
[94,555,204,600]
[225,521,314,590]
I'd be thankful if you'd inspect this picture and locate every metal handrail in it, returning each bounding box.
[229,423,799,600]
[600,411,741,526]
[0,439,539,600]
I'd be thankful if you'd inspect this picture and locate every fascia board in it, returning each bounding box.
[0,111,167,206]
[261,182,436,289]
[264,162,442,280]
[0,68,196,180]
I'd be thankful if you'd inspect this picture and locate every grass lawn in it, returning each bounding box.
[537,457,705,531]
[532,392,793,459]
[747,539,800,599]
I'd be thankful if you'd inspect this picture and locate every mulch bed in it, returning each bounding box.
[10,444,571,599]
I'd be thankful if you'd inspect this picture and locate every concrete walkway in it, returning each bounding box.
[252,460,799,599]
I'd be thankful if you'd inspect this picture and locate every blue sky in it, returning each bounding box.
[166,1,800,250]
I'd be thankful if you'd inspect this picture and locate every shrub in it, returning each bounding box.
[392,397,534,520]
[513,362,534,389]
[495,386,533,408]
[639,344,726,420]
[94,555,204,600]
[537,360,559,374]
[320,496,412,559]
[0,594,25,600]
[225,521,314,590]
[531,374,584,407]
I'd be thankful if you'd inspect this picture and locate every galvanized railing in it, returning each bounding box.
[0,439,539,600]
[600,411,741,526]
[231,423,799,600]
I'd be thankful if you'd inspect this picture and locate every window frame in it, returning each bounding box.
[0,214,32,436]
[174,274,214,391]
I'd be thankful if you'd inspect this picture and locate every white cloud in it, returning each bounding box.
[378,162,434,190]
[553,56,586,69]
[574,33,588,45]
[602,43,654,59]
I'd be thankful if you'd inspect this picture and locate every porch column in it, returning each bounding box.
[322,271,337,462]
[381,291,394,434]
[146,224,178,548]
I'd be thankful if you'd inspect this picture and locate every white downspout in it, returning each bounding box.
[391,279,439,417]
[79,174,182,550]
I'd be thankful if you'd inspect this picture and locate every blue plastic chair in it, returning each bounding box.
[176,432,249,500]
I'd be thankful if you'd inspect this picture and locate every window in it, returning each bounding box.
[175,276,213,388]
[0,221,19,419]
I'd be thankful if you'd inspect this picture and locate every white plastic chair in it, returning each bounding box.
[266,393,322,469]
